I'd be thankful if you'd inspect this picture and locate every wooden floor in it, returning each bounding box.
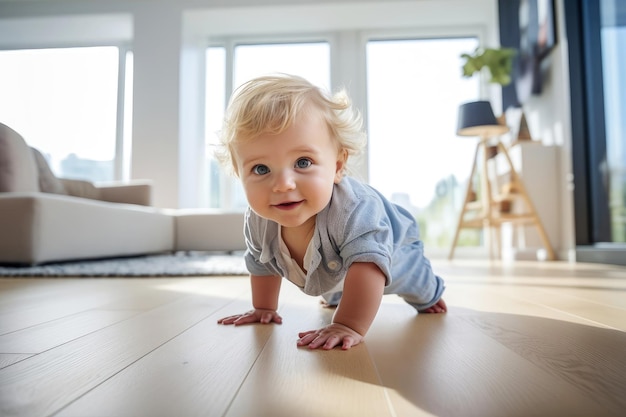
[0,259,625,417]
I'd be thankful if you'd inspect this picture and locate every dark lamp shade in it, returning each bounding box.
[457,100,509,137]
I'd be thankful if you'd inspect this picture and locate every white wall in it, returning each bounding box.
[517,0,576,260]
[0,0,576,258]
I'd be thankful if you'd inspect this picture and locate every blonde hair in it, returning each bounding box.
[215,74,366,176]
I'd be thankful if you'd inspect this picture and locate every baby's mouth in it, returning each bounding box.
[274,200,303,210]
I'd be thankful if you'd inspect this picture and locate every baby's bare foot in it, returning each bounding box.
[319,299,338,309]
[418,298,448,314]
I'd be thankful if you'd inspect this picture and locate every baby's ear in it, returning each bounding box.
[334,148,348,183]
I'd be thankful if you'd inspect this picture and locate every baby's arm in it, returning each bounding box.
[297,262,386,350]
[217,274,283,325]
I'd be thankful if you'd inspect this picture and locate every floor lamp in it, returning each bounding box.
[448,101,555,261]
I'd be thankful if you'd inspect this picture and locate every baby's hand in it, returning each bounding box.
[217,309,283,326]
[297,323,364,350]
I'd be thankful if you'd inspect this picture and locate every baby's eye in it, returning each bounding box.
[252,164,270,175]
[295,158,312,169]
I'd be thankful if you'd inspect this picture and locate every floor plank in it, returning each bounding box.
[0,310,140,354]
[55,298,269,417]
[368,304,624,417]
[461,308,626,415]
[224,284,394,417]
[0,294,233,417]
[0,279,178,335]
[503,288,626,330]
[0,353,33,369]
[0,260,624,417]
[56,281,394,417]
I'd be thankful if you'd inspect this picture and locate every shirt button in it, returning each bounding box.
[327,261,339,270]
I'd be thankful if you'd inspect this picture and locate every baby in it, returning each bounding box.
[217,74,446,350]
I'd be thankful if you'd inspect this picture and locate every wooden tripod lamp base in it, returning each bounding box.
[448,101,555,261]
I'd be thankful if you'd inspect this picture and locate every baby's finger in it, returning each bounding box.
[297,332,318,347]
[306,334,330,349]
[322,335,342,350]
[297,330,317,338]
[260,312,275,323]
[341,336,357,350]
[233,314,257,325]
[217,315,240,324]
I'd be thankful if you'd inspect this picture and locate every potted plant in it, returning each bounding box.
[460,46,532,140]
[461,47,517,86]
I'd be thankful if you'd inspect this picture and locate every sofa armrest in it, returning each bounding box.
[97,181,153,206]
[60,178,153,206]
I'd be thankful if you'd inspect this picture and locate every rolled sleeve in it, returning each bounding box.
[243,209,281,276]
[334,198,394,286]
[244,250,276,276]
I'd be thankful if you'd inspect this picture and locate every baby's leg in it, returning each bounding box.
[320,291,342,308]
[387,249,446,313]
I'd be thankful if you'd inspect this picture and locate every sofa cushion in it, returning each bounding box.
[31,147,67,195]
[0,122,39,192]
[0,192,174,264]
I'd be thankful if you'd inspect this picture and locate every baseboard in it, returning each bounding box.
[576,244,626,266]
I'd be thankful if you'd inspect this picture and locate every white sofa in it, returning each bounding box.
[0,122,245,265]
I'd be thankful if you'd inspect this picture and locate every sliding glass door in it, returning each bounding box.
[565,0,626,265]
[600,3,626,244]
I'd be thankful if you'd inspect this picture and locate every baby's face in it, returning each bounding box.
[233,108,345,231]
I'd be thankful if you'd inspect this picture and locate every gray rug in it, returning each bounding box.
[0,252,248,277]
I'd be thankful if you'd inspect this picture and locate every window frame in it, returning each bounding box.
[0,42,133,182]
[208,33,337,105]
[204,33,337,210]
[203,27,490,254]
[360,29,484,254]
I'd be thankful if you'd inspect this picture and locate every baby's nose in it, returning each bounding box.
[273,170,296,192]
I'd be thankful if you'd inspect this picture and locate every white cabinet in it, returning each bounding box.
[493,141,560,260]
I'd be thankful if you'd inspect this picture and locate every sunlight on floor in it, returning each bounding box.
[154,277,249,298]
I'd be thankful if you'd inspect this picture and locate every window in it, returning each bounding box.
[204,41,331,209]
[0,46,133,182]
[366,37,480,249]
[202,35,486,253]
[601,8,626,244]
[565,0,626,265]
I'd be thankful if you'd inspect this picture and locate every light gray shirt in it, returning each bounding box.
[243,176,445,310]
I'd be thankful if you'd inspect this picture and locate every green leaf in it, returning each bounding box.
[460,47,517,86]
